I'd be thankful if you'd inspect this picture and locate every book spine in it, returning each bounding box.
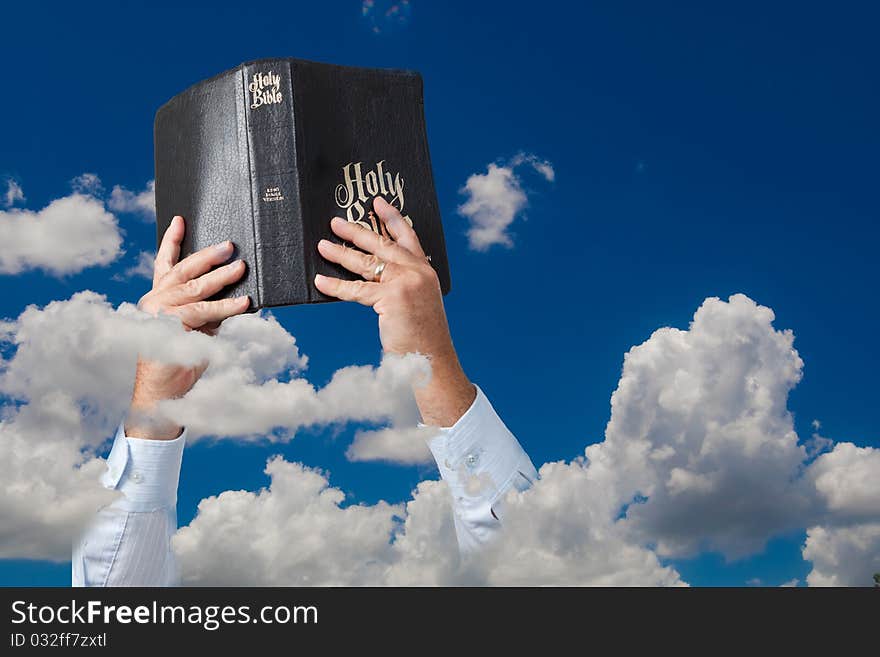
[241,59,307,307]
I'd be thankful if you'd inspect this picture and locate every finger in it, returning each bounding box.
[373,197,425,258]
[329,217,420,266]
[172,295,251,328]
[161,240,235,288]
[154,216,185,285]
[161,259,246,305]
[317,239,387,281]
[314,273,382,306]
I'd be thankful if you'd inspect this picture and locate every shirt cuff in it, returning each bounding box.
[101,422,186,512]
[426,385,537,516]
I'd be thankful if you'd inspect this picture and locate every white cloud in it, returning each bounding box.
[174,458,403,585]
[112,250,155,281]
[0,291,252,454]
[1,290,430,449]
[173,293,880,586]
[70,173,104,195]
[0,413,117,561]
[458,152,553,251]
[108,180,155,220]
[0,292,430,559]
[0,188,123,276]
[805,423,834,459]
[808,443,880,519]
[2,290,878,584]
[469,459,686,586]
[800,442,880,586]
[174,456,683,586]
[343,382,435,464]
[3,178,24,208]
[803,523,880,586]
[345,425,434,464]
[510,152,555,182]
[579,294,810,559]
[0,292,176,559]
[160,352,429,442]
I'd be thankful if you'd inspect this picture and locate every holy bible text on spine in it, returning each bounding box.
[153,57,451,310]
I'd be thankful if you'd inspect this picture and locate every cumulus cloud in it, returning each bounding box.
[345,425,434,464]
[112,250,155,282]
[174,456,682,586]
[0,292,254,559]
[0,290,432,446]
[108,180,155,220]
[3,178,24,208]
[173,294,880,586]
[0,293,303,435]
[808,443,880,519]
[597,294,811,559]
[2,290,878,583]
[342,380,434,464]
[0,183,123,276]
[469,460,685,586]
[458,152,553,251]
[0,291,433,559]
[174,458,404,585]
[803,523,880,586]
[0,414,117,561]
[800,443,880,585]
[160,350,428,442]
[71,174,155,220]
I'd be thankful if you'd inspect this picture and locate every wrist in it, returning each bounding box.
[125,358,199,439]
[415,348,476,427]
[125,398,182,441]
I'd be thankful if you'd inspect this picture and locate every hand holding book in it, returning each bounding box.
[138,57,468,433]
[154,58,451,310]
[126,216,249,440]
[128,199,473,437]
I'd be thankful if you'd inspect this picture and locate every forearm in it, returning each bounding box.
[124,358,199,440]
[414,346,476,427]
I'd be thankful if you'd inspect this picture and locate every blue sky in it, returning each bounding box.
[1,1,878,586]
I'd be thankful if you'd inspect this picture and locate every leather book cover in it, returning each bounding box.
[153,57,451,310]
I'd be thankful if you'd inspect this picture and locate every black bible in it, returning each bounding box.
[153,57,451,309]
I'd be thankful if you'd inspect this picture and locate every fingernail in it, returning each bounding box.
[330,216,344,226]
[237,295,250,306]
[215,241,232,252]
[172,215,183,223]
[315,273,327,283]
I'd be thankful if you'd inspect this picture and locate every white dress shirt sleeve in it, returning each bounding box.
[426,385,538,554]
[72,423,185,587]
